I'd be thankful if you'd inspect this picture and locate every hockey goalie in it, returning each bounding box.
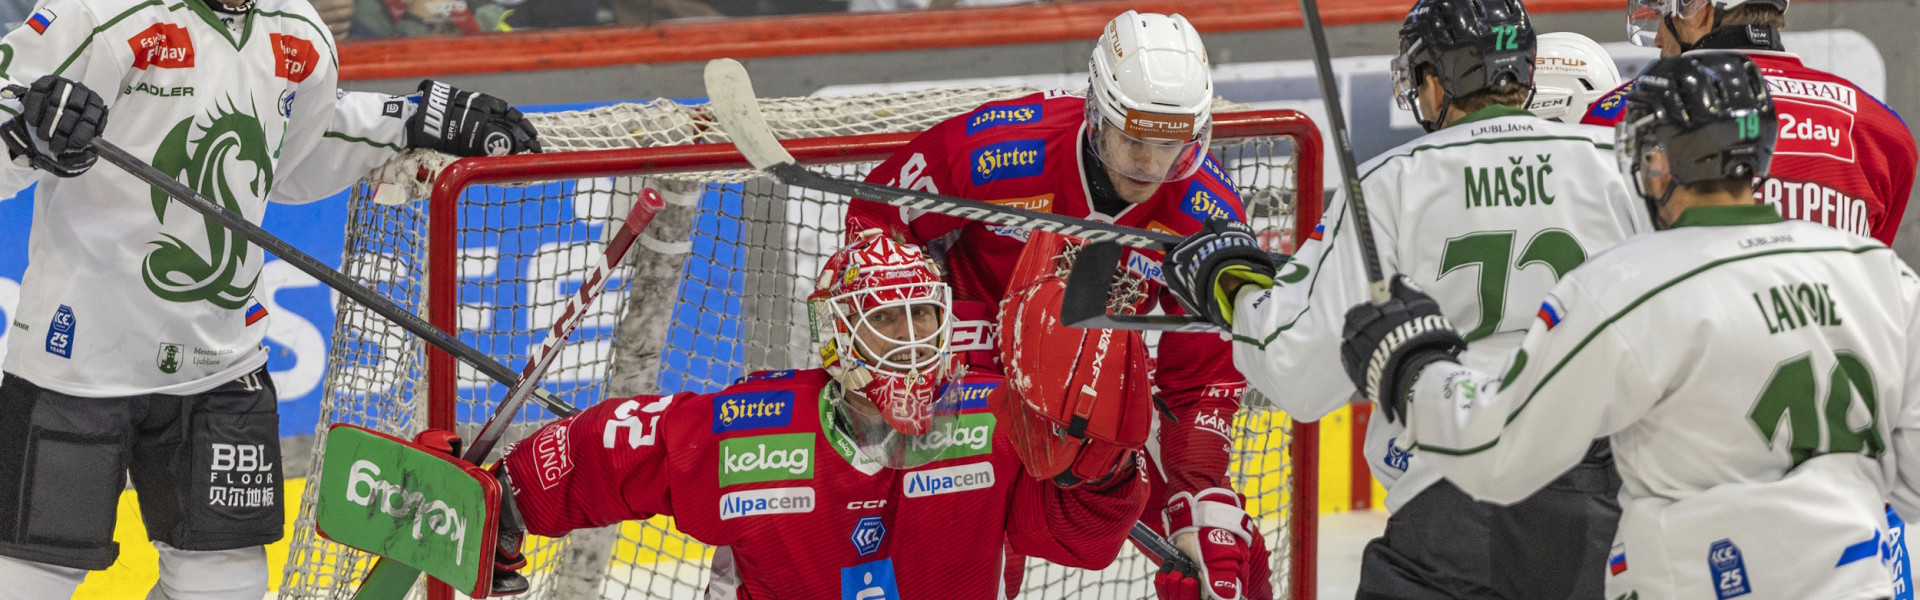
[480,231,1157,598]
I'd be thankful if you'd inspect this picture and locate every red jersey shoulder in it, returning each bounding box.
[1581,81,1634,126]
[699,369,830,437]
[948,92,1083,191]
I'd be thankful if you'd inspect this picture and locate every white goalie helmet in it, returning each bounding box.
[1626,0,1789,46]
[1086,10,1213,184]
[1528,32,1621,121]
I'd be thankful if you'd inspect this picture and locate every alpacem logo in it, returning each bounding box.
[903,461,995,498]
[719,486,815,520]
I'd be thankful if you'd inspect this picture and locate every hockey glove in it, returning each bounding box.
[1339,276,1465,424]
[488,466,530,597]
[1156,488,1257,600]
[406,80,542,157]
[1163,218,1276,329]
[2,75,107,178]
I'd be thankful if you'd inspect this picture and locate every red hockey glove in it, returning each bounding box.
[996,231,1154,487]
[1158,488,1257,600]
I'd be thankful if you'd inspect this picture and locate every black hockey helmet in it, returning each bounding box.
[1393,0,1537,131]
[1615,52,1776,227]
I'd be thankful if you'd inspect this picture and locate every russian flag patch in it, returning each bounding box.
[1608,548,1627,575]
[245,302,268,326]
[1306,223,1325,242]
[1536,296,1564,330]
[26,9,55,34]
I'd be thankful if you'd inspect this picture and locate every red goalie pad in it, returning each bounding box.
[995,231,1154,487]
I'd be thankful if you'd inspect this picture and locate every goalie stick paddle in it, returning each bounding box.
[80,133,577,419]
[1299,0,1390,305]
[703,58,1218,332]
[349,188,663,600]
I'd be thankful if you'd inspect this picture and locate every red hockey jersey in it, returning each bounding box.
[846,91,1251,497]
[1583,50,1917,244]
[500,369,1147,600]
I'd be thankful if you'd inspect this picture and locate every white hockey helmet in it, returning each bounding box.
[1528,32,1621,121]
[1627,0,1789,47]
[1086,10,1213,184]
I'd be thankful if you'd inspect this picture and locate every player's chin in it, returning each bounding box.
[1115,176,1160,204]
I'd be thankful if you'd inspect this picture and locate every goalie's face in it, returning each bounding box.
[811,234,958,437]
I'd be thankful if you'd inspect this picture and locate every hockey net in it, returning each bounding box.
[280,86,1323,600]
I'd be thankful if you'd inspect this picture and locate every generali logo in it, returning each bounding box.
[1123,109,1195,141]
[128,23,193,70]
[270,33,318,83]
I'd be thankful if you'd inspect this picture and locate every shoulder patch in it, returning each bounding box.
[971,139,1046,185]
[1587,82,1633,120]
[1536,294,1565,330]
[736,369,798,384]
[712,390,795,433]
[26,9,55,34]
[939,381,997,410]
[1181,179,1241,222]
[965,102,1042,136]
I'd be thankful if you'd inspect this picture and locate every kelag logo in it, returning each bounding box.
[971,139,1046,185]
[719,433,814,487]
[905,413,994,462]
[965,103,1041,135]
[1181,180,1240,222]
[712,390,793,433]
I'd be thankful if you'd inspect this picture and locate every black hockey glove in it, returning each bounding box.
[2,75,107,178]
[1163,218,1277,329]
[1339,276,1466,424]
[405,80,542,157]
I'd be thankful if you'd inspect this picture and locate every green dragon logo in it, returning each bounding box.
[142,101,274,309]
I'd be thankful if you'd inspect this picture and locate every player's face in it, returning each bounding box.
[854,303,945,366]
[1095,126,1176,204]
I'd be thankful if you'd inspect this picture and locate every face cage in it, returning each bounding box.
[1391,44,1420,112]
[828,281,955,380]
[1627,0,1709,46]
[1084,101,1211,184]
[1615,112,1676,225]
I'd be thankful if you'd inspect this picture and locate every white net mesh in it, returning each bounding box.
[281,87,1316,600]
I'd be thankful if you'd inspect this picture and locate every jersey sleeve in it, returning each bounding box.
[1884,257,1920,518]
[1404,277,1660,505]
[500,392,685,538]
[1862,97,1915,245]
[1152,172,1253,496]
[1003,454,1149,569]
[845,121,970,245]
[1228,167,1402,422]
[0,0,127,196]
[267,27,406,205]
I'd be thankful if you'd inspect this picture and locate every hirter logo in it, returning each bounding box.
[128,23,193,70]
[270,33,319,83]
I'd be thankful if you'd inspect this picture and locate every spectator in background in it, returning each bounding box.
[350,0,507,37]
[849,0,1035,10]
[315,0,356,38]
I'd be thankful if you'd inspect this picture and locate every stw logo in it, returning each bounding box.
[128,23,193,70]
[270,33,318,83]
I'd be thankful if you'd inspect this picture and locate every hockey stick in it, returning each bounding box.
[703,58,1217,333]
[349,188,663,600]
[1299,0,1390,305]
[702,58,1181,251]
[1131,521,1200,578]
[78,133,577,418]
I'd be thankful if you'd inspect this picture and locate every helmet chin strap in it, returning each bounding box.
[1418,90,1455,133]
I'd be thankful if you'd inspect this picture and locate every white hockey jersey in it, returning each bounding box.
[1230,105,1649,510]
[1405,205,1920,600]
[0,0,407,396]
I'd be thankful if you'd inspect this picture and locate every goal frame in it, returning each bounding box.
[417,109,1324,600]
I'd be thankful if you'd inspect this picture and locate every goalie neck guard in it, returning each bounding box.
[1085,10,1213,185]
[810,231,962,469]
[1615,52,1775,228]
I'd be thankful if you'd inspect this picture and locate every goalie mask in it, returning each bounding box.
[811,233,963,468]
[1086,11,1214,184]
[1615,52,1775,228]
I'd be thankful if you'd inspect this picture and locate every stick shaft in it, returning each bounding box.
[1299,0,1391,304]
[90,138,577,416]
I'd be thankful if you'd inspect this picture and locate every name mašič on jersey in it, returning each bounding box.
[499,369,1148,600]
[845,91,1252,497]
[1230,105,1650,511]
[1403,206,1920,600]
[1583,50,1917,245]
[0,0,409,396]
